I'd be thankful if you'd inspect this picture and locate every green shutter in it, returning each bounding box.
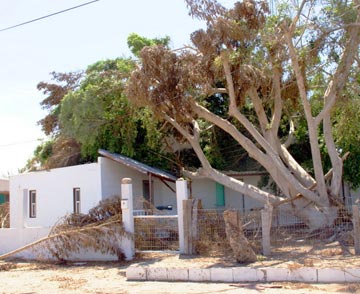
[215,183,225,206]
[0,194,5,204]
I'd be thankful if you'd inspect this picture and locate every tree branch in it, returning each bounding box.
[247,87,268,135]
[193,103,323,205]
[283,25,329,203]
[315,8,360,126]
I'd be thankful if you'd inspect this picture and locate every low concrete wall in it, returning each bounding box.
[0,227,50,259]
[0,228,132,261]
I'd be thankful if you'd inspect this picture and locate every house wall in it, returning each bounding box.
[191,175,264,211]
[99,157,143,201]
[10,163,102,228]
[0,227,51,259]
[99,157,176,211]
[153,180,177,212]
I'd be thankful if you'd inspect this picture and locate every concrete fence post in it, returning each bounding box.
[176,178,189,254]
[353,205,360,255]
[121,178,135,260]
[261,204,273,256]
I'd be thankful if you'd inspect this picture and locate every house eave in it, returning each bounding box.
[98,149,177,183]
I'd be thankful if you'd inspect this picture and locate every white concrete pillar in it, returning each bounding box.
[121,178,135,260]
[176,178,189,254]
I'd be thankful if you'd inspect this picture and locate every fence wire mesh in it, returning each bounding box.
[133,205,357,258]
[194,209,263,255]
[270,208,354,252]
[193,207,355,257]
[134,215,179,251]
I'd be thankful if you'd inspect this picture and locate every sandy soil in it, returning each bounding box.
[0,260,358,294]
[1,249,360,294]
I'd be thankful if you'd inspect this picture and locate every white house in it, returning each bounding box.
[9,149,272,231]
[10,150,177,229]
[0,150,178,260]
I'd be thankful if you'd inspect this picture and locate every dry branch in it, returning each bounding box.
[0,196,127,261]
[0,218,124,260]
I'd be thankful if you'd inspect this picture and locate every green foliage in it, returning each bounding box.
[127,33,170,57]
[22,140,54,172]
[37,71,83,136]
[28,33,178,172]
[333,97,360,188]
[58,56,175,172]
[60,58,138,158]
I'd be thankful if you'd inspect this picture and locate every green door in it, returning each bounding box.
[215,183,225,206]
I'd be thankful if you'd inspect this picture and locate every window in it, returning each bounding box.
[29,190,36,218]
[73,188,81,214]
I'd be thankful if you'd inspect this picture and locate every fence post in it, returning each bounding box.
[353,205,360,255]
[183,199,193,254]
[261,204,273,256]
[121,178,135,260]
[176,178,189,254]
[191,199,201,246]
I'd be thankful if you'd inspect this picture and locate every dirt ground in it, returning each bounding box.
[0,259,358,294]
[1,246,360,294]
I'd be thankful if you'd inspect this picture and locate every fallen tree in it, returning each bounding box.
[127,0,360,229]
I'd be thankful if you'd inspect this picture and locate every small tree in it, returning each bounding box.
[127,0,360,229]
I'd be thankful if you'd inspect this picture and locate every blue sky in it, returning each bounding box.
[0,0,232,176]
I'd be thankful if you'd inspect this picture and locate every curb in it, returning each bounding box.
[126,266,360,283]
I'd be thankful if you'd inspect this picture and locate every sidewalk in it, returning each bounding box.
[127,265,360,283]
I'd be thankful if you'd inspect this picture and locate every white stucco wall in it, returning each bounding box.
[153,180,177,211]
[10,163,102,228]
[99,157,176,211]
[0,227,131,261]
[191,175,264,211]
[99,157,145,203]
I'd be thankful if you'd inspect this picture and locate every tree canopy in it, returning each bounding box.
[27,1,360,228]
[26,35,175,172]
[127,0,360,228]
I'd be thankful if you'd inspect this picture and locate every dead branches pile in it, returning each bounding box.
[38,196,129,261]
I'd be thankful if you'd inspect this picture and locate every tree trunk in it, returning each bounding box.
[280,199,339,231]
[223,210,257,263]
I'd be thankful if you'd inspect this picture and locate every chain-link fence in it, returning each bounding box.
[194,209,263,255]
[269,207,354,257]
[192,207,355,257]
[132,203,357,258]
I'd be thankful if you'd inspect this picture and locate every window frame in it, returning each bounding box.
[29,190,37,218]
[73,187,81,214]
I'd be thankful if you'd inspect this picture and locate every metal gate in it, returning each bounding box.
[134,212,179,251]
